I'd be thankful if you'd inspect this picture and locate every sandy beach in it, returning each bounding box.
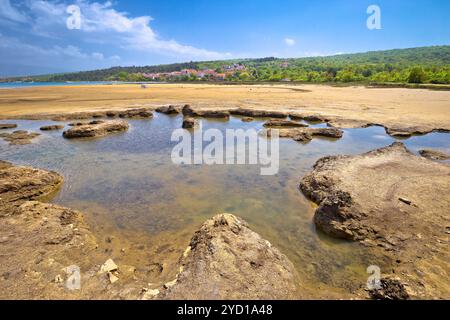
[0,84,449,132]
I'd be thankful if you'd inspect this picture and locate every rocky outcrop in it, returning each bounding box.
[0,161,63,214]
[263,119,308,128]
[182,117,198,129]
[157,214,299,300]
[63,120,129,139]
[419,149,450,160]
[40,125,65,131]
[182,105,230,119]
[300,142,450,299]
[156,105,181,115]
[231,108,287,118]
[0,124,17,130]
[268,127,343,142]
[0,130,40,145]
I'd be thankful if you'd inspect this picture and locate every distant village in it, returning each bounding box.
[140,63,247,81]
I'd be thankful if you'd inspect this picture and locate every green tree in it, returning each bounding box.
[408,67,426,83]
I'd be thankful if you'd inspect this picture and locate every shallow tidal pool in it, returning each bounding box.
[1,114,449,296]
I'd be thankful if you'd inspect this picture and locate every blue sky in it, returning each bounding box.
[0,0,449,76]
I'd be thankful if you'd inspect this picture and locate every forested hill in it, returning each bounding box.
[10,45,450,84]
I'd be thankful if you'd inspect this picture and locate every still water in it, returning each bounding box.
[1,114,448,295]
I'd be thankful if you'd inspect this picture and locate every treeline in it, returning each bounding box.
[14,45,450,84]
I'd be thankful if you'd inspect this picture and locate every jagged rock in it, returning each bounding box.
[182,117,198,129]
[63,120,129,139]
[182,105,230,119]
[0,124,17,130]
[300,142,450,299]
[40,125,64,131]
[419,149,450,160]
[155,105,181,114]
[158,214,299,300]
[263,119,308,128]
[0,130,40,145]
[230,108,287,118]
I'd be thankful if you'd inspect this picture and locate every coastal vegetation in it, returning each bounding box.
[4,46,450,85]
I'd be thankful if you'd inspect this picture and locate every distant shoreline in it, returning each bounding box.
[1,80,449,91]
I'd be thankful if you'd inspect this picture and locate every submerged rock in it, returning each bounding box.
[63,120,129,139]
[155,105,181,115]
[419,149,450,160]
[0,124,17,130]
[182,117,198,129]
[0,130,40,145]
[263,119,308,128]
[182,105,230,119]
[300,142,450,299]
[158,214,299,300]
[241,117,254,122]
[230,108,287,118]
[40,125,64,131]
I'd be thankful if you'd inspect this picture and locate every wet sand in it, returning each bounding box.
[0,84,449,132]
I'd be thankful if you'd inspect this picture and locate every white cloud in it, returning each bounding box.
[0,0,28,23]
[284,38,296,47]
[24,0,231,59]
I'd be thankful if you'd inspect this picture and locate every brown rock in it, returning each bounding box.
[63,120,129,139]
[263,119,308,128]
[155,105,181,114]
[241,117,254,122]
[270,127,343,142]
[118,108,153,119]
[231,108,287,118]
[300,142,450,299]
[182,105,230,119]
[40,125,64,131]
[0,124,17,130]
[0,130,40,145]
[0,161,63,213]
[419,149,450,161]
[182,117,198,129]
[158,214,299,300]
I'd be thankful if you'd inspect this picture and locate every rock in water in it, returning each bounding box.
[40,125,64,131]
[230,108,287,118]
[156,105,181,114]
[158,214,299,300]
[263,119,308,128]
[419,149,450,160]
[0,130,40,145]
[0,124,18,130]
[300,142,450,299]
[63,120,129,139]
[182,117,198,129]
[182,105,230,119]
